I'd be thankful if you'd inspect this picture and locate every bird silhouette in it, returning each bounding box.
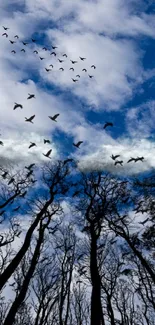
[76,75,80,78]
[21,49,26,52]
[63,54,67,57]
[73,141,83,148]
[42,47,47,51]
[50,52,56,56]
[25,163,35,170]
[26,170,33,178]
[27,93,35,99]
[13,206,20,212]
[139,218,149,225]
[31,38,36,42]
[45,68,51,72]
[39,57,45,60]
[72,78,78,82]
[49,64,53,68]
[28,142,36,149]
[58,59,64,63]
[135,157,144,162]
[89,75,93,78]
[2,171,8,179]
[2,33,8,37]
[25,115,35,123]
[43,149,52,158]
[14,35,19,39]
[91,65,96,69]
[31,179,37,184]
[79,57,86,61]
[8,177,15,185]
[11,50,16,54]
[115,160,123,166]
[52,46,57,49]
[69,68,74,71]
[82,68,87,72]
[22,42,28,45]
[127,158,136,163]
[3,26,9,30]
[44,139,51,144]
[13,103,23,110]
[111,154,120,160]
[0,141,4,146]
[70,60,78,64]
[33,50,38,54]
[103,122,113,129]
[48,114,60,121]
[9,40,16,44]
[59,67,64,71]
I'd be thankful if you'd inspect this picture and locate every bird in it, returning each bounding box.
[63,54,67,57]
[13,103,23,110]
[127,158,136,163]
[115,160,123,166]
[3,26,9,30]
[58,59,64,63]
[25,115,35,123]
[91,65,96,69]
[39,57,45,60]
[69,68,74,71]
[0,141,4,146]
[22,42,28,45]
[8,177,15,185]
[31,38,36,42]
[103,122,113,129]
[52,46,57,49]
[44,139,51,144]
[63,158,74,165]
[11,50,16,54]
[31,179,37,184]
[59,67,64,71]
[43,149,52,158]
[42,47,47,51]
[27,93,35,99]
[13,206,20,212]
[48,114,60,122]
[82,68,87,72]
[73,141,83,148]
[76,75,80,78]
[45,68,51,72]
[9,40,16,44]
[2,171,8,179]
[111,154,120,160]
[2,33,8,37]
[79,57,86,61]
[50,52,56,56]
[33,50,38,54]
[72,78,78,82]
[25,163,35,170]
[89,75,93,78]
[14,35,19,39]
[26,170,33,178]
[70,60,78,64]
[28,142,36,149]
[21,49,26,52]
[49,64,53,68]
[135,157,144,162]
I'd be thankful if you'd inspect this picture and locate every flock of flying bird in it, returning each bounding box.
[1,26,146,166]
[2,26,95,82]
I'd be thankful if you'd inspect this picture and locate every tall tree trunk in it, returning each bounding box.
[3,225,44,325]
[90,229,105,325]
[0,196,53,291]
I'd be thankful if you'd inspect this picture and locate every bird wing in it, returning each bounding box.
[30,115,35,120]
[53,114,60,119]
[47,149,52,156]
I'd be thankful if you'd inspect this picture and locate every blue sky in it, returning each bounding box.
[0,0,155,176]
